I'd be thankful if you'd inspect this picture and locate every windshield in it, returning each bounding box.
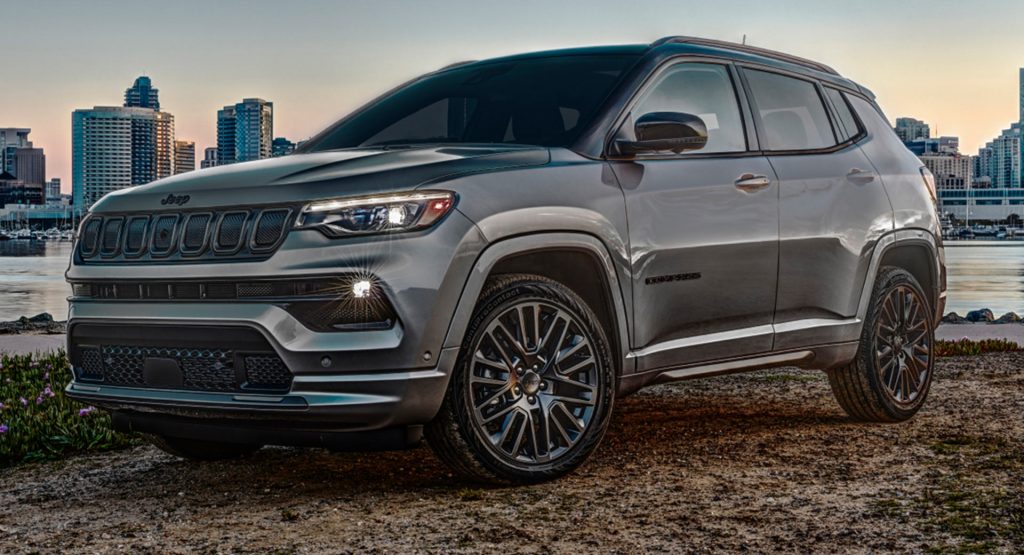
[302,54,641,151]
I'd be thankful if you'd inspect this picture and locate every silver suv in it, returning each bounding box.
[66,37,946,483]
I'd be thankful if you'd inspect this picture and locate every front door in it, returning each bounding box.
[611,62,780,371]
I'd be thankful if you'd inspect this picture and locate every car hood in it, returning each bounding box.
[90,145,550,213]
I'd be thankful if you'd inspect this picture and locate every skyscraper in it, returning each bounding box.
[216,105,236,166]
[174,140,195,174]
[1019,68,1024,124]
[216,98,273,165]
[894,117,930,142]
[124,76,160,110]
[72,106,174,208]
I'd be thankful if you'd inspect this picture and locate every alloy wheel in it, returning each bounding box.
[874,284,932,405]
[467,301,599,465]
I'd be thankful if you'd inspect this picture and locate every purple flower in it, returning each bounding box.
[0,424,7,434]
[44,385,54,398]
[19,397,28,407]
[0,402,5,410]
[43,372,49,380]
[78,406,96,417]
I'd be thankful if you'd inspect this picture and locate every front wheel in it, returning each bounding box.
[828,266,935,422]
[426,274,615,484]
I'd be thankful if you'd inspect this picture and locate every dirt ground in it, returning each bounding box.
[1,353,1021,554]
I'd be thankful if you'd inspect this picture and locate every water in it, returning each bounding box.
[943,241,1024,316]
[0,240,1019,322]
[0,241,72,321]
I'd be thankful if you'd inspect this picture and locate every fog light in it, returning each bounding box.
[352,280,372,299]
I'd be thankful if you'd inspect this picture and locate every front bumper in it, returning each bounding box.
[66,358,453,432]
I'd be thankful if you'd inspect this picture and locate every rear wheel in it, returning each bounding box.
[828,267,935,422]
[146,434,262,460]
[426,274,615,484]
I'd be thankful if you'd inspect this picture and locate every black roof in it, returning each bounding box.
[437,37,870,98]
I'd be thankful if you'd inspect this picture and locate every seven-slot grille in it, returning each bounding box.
[77,207,292,263]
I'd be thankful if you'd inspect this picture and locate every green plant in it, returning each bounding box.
[935,338,1021,357]
[0,350,135,466]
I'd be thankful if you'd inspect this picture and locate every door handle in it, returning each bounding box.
[847,168,876,183]
[734,174,771,192]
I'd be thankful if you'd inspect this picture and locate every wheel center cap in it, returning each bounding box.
[521,371,541,395]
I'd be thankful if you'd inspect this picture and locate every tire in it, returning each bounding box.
[426,273,615,484]
[146,434,262,461]
[828,266,935,422]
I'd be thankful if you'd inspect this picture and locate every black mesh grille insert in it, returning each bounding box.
[244,356,293,390]
[181,214,211,253]
[216,212,247,251]
[98,346,241,392]
[253,209,289,248]
[124,216,149,254]
[81,219,102,255]
[100,217,124,256]
[76,345,291,393]
[79,347,104,380]
[151,214,178,254]
[69,325,293,394]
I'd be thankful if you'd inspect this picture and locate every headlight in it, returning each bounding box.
[296,191,455,237]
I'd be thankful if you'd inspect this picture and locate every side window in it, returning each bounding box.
[824,87,861,141]
[744,69,837,151]
[630,63,746,154]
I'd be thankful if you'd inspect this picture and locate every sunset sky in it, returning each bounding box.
[5,0,1024,192]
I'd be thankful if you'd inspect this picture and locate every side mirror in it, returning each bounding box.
[615,112,708,156]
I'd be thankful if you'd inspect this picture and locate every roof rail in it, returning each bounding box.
[650,36,839,76]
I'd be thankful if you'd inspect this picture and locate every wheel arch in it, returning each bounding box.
[441,232,632,378]
[858,229,944,326]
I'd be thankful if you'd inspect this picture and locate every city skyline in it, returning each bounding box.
[5,0,1024,191]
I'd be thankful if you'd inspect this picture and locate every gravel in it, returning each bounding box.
[1,353,1021,553]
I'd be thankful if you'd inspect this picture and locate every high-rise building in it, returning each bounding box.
[174,140,195,174]
[200,146,218,169]
[217,98,273,165]
[14,147,45,185]
[977,124,1022,189]
[895,117,930,142]
[272,137,295,157]
[155,111,175,180]
[0,128,33,176]
[45,178,61,204]
[124,76,160,110]
[1019,68,1024,124]
[216,105,236,166]
[72,106,175,208]
[921,155,973,190]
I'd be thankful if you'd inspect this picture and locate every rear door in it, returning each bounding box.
[739,68,894,350]
[610,61,780,371]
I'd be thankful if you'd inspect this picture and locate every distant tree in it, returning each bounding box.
[1007,213,1021,227]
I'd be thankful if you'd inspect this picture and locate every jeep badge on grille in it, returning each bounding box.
[161,193,191,206]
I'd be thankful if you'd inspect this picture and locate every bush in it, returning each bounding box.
[935,338,1021,357]
[0,350,135,466]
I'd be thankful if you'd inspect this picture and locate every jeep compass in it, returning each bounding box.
[66,37,946,483]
